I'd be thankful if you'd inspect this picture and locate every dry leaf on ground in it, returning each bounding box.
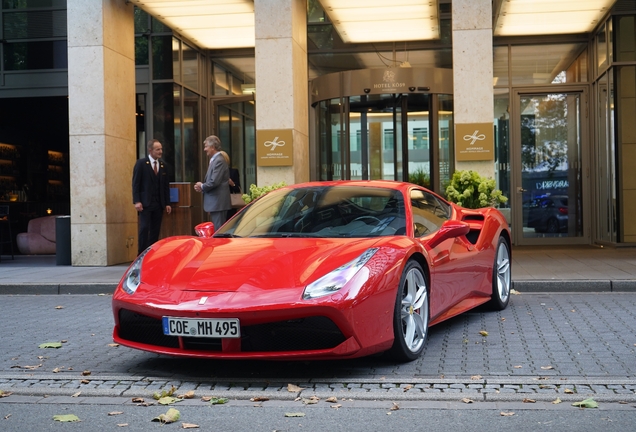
[500,411,515,416]
[287,384,305,392]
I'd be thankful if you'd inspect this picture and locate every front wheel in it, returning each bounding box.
[487,236,511,310]
[387,260,429,361]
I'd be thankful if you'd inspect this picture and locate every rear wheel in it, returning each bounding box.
[488,236,511,310]
[387,260,429,361]
[546,218,559,233]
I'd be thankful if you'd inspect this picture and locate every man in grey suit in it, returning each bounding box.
[194,135,231,231]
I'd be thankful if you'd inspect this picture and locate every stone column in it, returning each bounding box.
[254,0,309,186]
[67,0,137,265]
[452,0,494,178]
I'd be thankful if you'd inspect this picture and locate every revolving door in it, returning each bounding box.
[311,68,454,194]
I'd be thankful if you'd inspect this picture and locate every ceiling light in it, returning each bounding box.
[320,0,439,43]
[129,0,255,49]
[495,0,616,36]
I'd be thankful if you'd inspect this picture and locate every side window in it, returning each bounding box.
[410,190,451,237]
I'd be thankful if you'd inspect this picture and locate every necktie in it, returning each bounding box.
[153,161,158,175]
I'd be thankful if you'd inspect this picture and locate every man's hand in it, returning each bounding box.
[134,202,143,212]
[166,205,172,214]
[194,182,203,193]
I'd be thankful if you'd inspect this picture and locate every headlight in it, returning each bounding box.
[303,248,378,300]
[121,247,150,295]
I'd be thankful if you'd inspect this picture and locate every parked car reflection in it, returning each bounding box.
[524,195,568,233]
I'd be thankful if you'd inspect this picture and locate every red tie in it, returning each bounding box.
[153,161,158,175]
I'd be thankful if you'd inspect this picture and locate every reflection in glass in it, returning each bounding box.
[510,44,587,85]
[407,94,430,188]
[214,64,229,96]
[173,84,182,181]
[519,93,582,238]
[151,36,172,80]
[494,89,510,209]
[183,89,198,182]
[182,44,198,91]
[152,83,175,178]
[437,94,453,193]
[172,38,180,84]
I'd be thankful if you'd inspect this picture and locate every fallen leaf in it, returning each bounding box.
[39,342,62,349]
[82,370,91,376]
[511,289,520,295]
[287,384,305,392]
[523,398,536,403]
[571,309,576,313]
[153,408,181,424]
[22,365,42,370]
[71,391,81,398]
[53,414,80,422]
[61,340,68,343]
[108,343,120,347]
[80,379,90,384]
[462,398,474,404]
[153,386,177,400]
[55,306,64,309]
[178,391,195,399]
[284,413,305,417]
[108,411,124,416]
[541,366,554,370]
[330,404,342,409]
[200,396,212,402]
[564,388,575,394]
[390,402,400,411]
[572,398,599,409]
[209,397,228,405]
[117,424,128,427]
[52,368,61,373]
[0,390,13,398]
[250,396,270,402]
[403,384,413,392]
[514,365,522,369]
[479,330,489,337]
[131,397,144,403]
[501,317,506,321]
[553,398,562,404]
[4,414,11,419]
[181,423,200,429]
[302,397,319,405]
[325,397,338,403]
[158,396,181,405]
[500,411,515,416]
[471,375,482,380]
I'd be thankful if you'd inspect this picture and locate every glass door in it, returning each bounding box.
[512,89,589,245]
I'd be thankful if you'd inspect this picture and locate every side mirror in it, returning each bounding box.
[194,222,215,238]
[426,220,470,249]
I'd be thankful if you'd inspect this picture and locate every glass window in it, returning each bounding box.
[173,84,182,181]
[172,37,180,84]
[2,0,65,8]
[151,36,172,80]
[615,15,636,62]
[134,7,149,34]
[410,189,450,237]
[3,40,66,70]
[596,23,608,72]
[152,83,175,178]
[183,89,199,182]
[214,64,229,95]
[493,46,509,87]
[494,89,510,209]
[135,36,149,66]
[182,44,199,91]
[511,43,587,85]
[151,17,170,33]
[438,94,453,192]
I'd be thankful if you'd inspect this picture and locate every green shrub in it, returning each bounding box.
[242,181,287,204]
[408,168,430,188]
[445,170,507,209]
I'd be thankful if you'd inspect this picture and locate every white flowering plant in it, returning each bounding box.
[242,181,287,204]
[445,170,507,209]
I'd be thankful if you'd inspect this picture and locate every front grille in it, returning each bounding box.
[118,310,345,353]
[118,309,178,348]
[241,316,345,352]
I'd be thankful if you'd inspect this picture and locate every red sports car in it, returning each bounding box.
[113,181,511,361]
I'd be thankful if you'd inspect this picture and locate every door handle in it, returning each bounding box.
[517,187,526,193]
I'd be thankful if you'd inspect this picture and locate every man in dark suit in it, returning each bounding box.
[132,139,172,255]
[194,135,231,231]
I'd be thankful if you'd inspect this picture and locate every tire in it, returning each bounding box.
[546,218,559,233]
[488,236,511,311]
[387,260,429,361]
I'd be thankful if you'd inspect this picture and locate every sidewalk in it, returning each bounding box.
[0,245,635,294]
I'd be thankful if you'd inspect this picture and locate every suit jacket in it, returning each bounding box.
[202,153,231,213]
[132,157,170,209]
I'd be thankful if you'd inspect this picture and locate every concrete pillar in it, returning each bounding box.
[254,0,309,186]
[67,0,137,265]
[452,0,495,178]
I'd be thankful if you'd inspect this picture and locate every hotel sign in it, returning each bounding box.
[455,123,494,161]
[256,129,293,166]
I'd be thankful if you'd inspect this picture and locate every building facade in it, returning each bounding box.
[0,0,634,265]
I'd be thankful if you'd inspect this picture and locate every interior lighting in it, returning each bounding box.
[320,0,439,43]
[494,0,616,36]
[128,0,255,49]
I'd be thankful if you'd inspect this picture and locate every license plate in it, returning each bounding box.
[162,317,240,338]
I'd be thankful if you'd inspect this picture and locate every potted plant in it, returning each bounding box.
[445,170,507,209]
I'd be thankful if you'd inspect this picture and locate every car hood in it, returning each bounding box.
[137,236,385,294]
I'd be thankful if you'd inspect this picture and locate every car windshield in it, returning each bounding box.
[216,185,406,238]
